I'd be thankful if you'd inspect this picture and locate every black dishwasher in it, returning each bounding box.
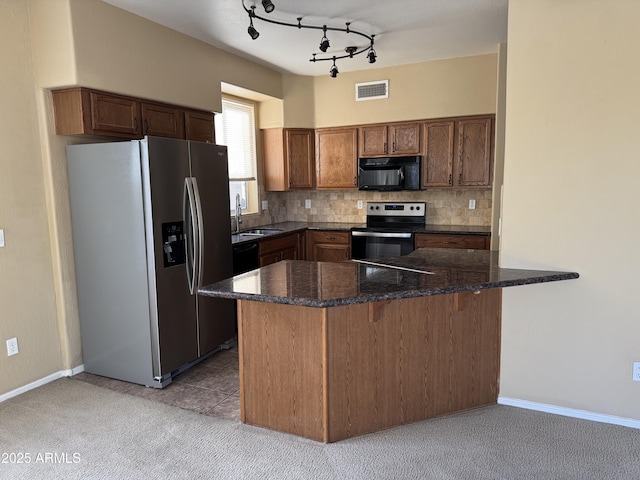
[232,241,260,275]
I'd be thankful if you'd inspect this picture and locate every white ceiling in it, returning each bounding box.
[103,0,508,77]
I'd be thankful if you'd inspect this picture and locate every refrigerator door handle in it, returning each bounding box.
[191,177,205,288]
[183,177,198,295]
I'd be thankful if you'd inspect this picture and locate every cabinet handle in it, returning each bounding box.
[392,141,396,152]
[448,174,452,185]
[444,241,452,244]
[458,173,462,185]
[134,117,139,134]
[353,176,357,186]
[289,177,292,188]
[143,119,149,134]
[384,142,387,153]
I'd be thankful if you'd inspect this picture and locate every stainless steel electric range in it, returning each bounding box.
[351,201,426,259]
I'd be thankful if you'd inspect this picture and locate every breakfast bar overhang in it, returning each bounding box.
[199,248,579,443]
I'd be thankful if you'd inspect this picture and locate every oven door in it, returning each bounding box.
[351,230,415,260]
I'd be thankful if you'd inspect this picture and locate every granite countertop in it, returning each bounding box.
[231,221,365,245]
[199,248,579,308]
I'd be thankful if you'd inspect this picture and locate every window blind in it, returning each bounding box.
[215,98,257,181]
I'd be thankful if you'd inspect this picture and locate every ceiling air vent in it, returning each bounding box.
[356,80,389,101]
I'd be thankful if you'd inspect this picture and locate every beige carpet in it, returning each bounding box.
[1,378,639,479]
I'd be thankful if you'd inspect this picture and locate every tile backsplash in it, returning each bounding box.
[235,188,492,230]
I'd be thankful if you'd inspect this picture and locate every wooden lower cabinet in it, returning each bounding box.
[237,289,501,442]
[259,232,304,267]
[415,233,490,250]
[307,230,350,262]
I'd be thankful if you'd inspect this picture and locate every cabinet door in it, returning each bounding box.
[359,125,388,157]
[308,231,351,261]
[315,128,358,189]
[455,117,493,187]
[286,129,315,189]
[141,102,185,139]
[389,122,421,155]
[89,90,141,137]
[422,121,455,187]
[313,244,351,262]
[259,233,300,266]
[185,110,215,143]
[414,233,489,250]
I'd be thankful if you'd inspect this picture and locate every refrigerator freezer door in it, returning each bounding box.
[143,137,199,376]
[189,141,236,355]
[67,141,156,386]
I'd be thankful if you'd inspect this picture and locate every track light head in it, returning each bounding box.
[367,49,377,64]
[261,0,275,13]
[248,6,260,39]
[329,59,338,78]
[248,24,260,40]
[319,26,330,53]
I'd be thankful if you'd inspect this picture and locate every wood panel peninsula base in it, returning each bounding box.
[237,291,501,443]
[198,248,579,443]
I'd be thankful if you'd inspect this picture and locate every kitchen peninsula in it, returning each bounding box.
[199,249,578,442]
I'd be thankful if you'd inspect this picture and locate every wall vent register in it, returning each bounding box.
[356,80,389,101]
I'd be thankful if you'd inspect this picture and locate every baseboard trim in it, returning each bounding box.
[498,396,640,429]
[0,364,85,404]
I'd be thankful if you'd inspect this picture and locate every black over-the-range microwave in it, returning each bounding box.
[357,156,421,191]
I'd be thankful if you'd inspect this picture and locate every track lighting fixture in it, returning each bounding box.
[242,0,379,78]
[319,26,330,53]
[329,58,339,78]
[261,0,275,14]
[247,6,260,39]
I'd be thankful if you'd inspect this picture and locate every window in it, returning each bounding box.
[214,97,259,215]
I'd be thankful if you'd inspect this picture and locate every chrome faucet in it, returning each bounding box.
[235,193,242,233]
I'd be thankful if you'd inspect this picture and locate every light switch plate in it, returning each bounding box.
[357,200,363,209]
[0,229,4,247]
[468,199,476,210]
[261,200,268,210]
[305,199,311,209]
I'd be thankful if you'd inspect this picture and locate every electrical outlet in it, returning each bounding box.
[0,228,5,247]
[357,200,363,210]
[305,199,311,209]
[633,362,640,382]
[6,337,18,356]
[468,199,476,210]
[261,200,268,210]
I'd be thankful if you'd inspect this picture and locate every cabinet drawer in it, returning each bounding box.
[415,233,489,250]
[310,231,350,244]
[259,233,299,255]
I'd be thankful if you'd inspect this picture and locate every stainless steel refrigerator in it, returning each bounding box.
[67,136,235,388]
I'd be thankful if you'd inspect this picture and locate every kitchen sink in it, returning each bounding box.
[236,228,283,237]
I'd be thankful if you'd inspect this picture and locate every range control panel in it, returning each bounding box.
[366,202,426,217]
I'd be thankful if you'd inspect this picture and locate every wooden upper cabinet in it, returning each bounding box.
[52,87,215,142]
[422,121,455,187]
[184,110,215,143]
[389,122,421,155]
[358,122,421,157]
[315,127,358,190]
[421,115,494,189]
[141,102,184,139]
[263,128,314,191]
[52,88,142,138]
[359,125,388,157]
[455,116,493,187]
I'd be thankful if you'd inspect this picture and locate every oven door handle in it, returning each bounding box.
[351,231,414,239]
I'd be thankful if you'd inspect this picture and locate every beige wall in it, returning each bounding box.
[500,0,640,420]
[0,0,62,392]
[313,54,498,127]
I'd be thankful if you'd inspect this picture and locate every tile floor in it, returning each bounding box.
[73,345,240,421]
